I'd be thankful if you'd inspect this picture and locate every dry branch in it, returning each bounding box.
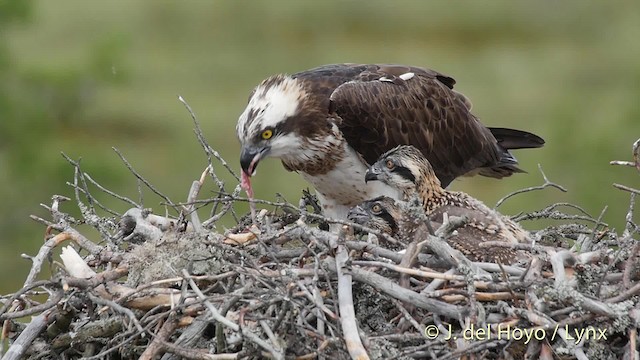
[2,127,640,360]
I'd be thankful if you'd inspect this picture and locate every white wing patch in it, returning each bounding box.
[399,72,415,81]
[378,72,415,84]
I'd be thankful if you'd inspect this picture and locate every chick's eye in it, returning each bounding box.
[385,160,395,169]
[261,129,273,140]
[371,204,382,214]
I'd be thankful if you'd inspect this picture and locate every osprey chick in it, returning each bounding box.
[365,145,531,246]
[349,195,523,264]
[237,64,544,220]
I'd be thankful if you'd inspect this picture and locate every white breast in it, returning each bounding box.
[301,144,402,220]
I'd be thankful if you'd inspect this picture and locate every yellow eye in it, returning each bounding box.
[385,159,394,169]
[371,204,382,213]
[261,129,273,140]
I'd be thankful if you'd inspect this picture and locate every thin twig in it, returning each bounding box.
[112,147,177,207]
[84,172,140,207]
[88,293,146,335]
[495,164,567,209]
[182,270,284,360]
[614,183,640,196]
[610,160,637,167]
[178,95,240,182]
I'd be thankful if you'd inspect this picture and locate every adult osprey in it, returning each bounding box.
[236,64,544,220]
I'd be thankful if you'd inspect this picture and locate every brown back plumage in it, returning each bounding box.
[292,64,544,187]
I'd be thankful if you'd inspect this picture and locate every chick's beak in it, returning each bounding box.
[364,168,380,183]
[347,205,369,224]
[240,145,270,176]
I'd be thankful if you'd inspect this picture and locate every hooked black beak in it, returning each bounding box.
[240,145,270,176]
[347,205,369,224]
[364,168,380,183]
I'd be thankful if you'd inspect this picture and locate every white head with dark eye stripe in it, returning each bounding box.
[236,75,338,176]
[237,75,305,175]
[364,145,441,198]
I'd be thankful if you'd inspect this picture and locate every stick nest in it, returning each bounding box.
[2,115,640,360]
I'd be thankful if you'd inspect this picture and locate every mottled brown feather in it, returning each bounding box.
[351,196,524,264]
[365,145,532,263]
[290,63,540,187]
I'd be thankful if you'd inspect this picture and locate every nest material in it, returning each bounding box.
[2,131,640,359]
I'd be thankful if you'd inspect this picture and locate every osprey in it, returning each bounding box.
[348,196,525,264]
[364,145,531,246]
[237,64,544,220]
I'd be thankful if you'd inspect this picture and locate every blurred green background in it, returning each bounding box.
[1,0,639,294]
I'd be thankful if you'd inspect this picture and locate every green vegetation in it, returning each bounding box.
[1,1,638,293]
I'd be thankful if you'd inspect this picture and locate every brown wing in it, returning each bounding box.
[291,63,458,114]
[429,203,497,225]
[328,64,508,187]
[429,205,519,263]
[445,226,519,264]
[291,64,381,99]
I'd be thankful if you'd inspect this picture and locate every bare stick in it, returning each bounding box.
[351,260,466,282]
[514,202,602,224]
[495,164,567,209]
[183,166,211,233]
[160,337,239,360]
[335,229,370,360]
[178,95,241,223]
[21,232,79,288]
[610,160,637,167]
[417,216,488,276]
[2,309,54,360]
[392,299,424,334]
[296,281,337,320]
[626,328,638,360]
[606,281,640,303]
[614,183,640,196]
[0,290,63,321]
[622,193,639,241]
[112,147,177,207]
[84,172,140,207]
[139,314,178,360]
[178,95,240,182]
[65,180,121,217]
[87,293,145,334]
[326,258,465,319]
[182,270,284,359]
[60,153,96,214]
[610,137,640,171]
